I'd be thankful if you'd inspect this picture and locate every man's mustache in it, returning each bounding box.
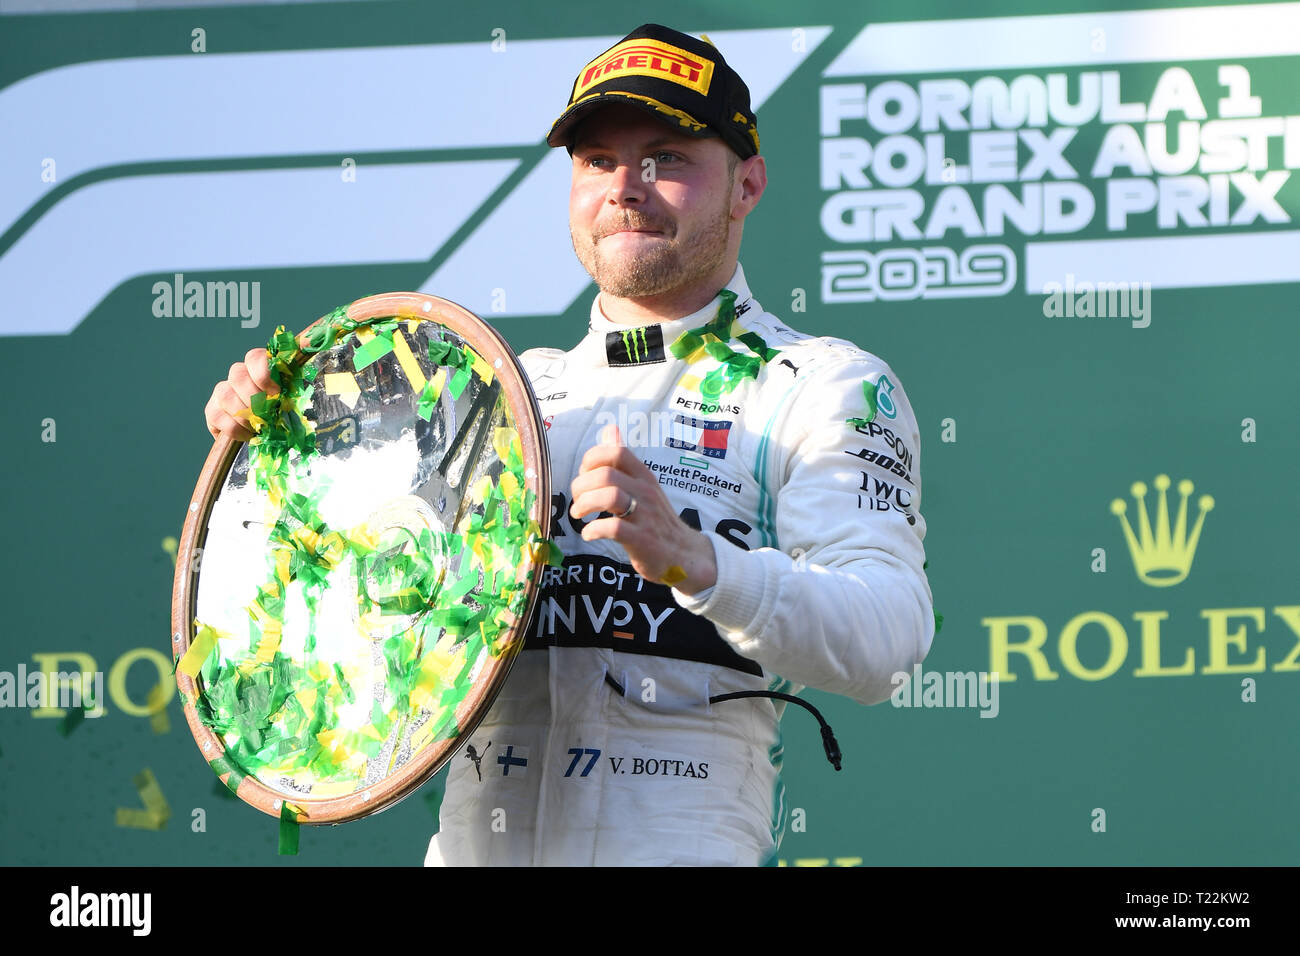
[593,214,676,241]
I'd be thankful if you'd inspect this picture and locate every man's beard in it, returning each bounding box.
[572,197,732,299]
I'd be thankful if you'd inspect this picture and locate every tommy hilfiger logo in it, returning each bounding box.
[665,415,732,459]
[606,325,666,366]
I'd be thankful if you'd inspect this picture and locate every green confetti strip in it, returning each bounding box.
[921,562,942,635]
[447,365,471,400]
[278,801,300,856]
[669,288,780,399]
[352,331,394,371]
[846,380,879,429]
[56,679,99,737]
[426,340,469,369]
[57,701,89,737]
[416,378,444,422]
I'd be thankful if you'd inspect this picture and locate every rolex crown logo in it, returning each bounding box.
[1110,474,1214,587]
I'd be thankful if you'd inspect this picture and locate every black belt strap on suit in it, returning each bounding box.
[603,672,842,771]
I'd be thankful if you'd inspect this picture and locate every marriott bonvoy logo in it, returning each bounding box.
[981,472,1300,683]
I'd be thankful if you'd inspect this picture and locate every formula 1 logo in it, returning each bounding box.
[0,28,829,337]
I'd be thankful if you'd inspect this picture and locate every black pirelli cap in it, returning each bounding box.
[545,23,760,159]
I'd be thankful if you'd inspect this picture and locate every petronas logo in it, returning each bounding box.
[1110,474,1214,587]
[605,326,665,366]
[622,328,648,362]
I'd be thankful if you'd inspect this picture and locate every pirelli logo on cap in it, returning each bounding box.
[573,38,715,100]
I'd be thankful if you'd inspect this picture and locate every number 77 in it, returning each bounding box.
[563,748,601,777]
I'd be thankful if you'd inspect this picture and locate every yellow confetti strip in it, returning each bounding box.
[407,719,435,755]
[492,426,522,465]
[466,346,493,385]
[410,644,458,711]
[391,330,427,392]
[254,624,282,664]
[242,583,285,661]
[114,809,162,830]
[137,769,169,816]
[348,524,381,555]
[322,372,362,410]
[471,535,489,570]
[470,475,493,504]
[679,344,709,364]
[178,623,219,679]
[661,565,687,586]
[298,526,323,550]
[115,768,171,830]
[146,681,171,734]
[307,659,333,684]
[499,470,520,500]
[314,727,366,775]
[273,550,292,585]
[424,367,448,408]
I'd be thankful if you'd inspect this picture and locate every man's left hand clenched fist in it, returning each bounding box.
[569,424,718,595]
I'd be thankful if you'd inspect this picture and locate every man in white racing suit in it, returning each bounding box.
[423,24,935,866]
[424,260,934,865]
[203,23,934,866]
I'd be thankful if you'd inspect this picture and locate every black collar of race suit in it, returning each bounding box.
[600,297,753,368]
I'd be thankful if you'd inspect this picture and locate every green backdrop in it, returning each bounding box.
[0,0,1295,865]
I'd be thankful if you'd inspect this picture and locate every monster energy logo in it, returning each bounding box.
[622,328,648,362]
[606,326,664,366]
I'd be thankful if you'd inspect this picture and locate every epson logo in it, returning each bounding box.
[49,886,151,936]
